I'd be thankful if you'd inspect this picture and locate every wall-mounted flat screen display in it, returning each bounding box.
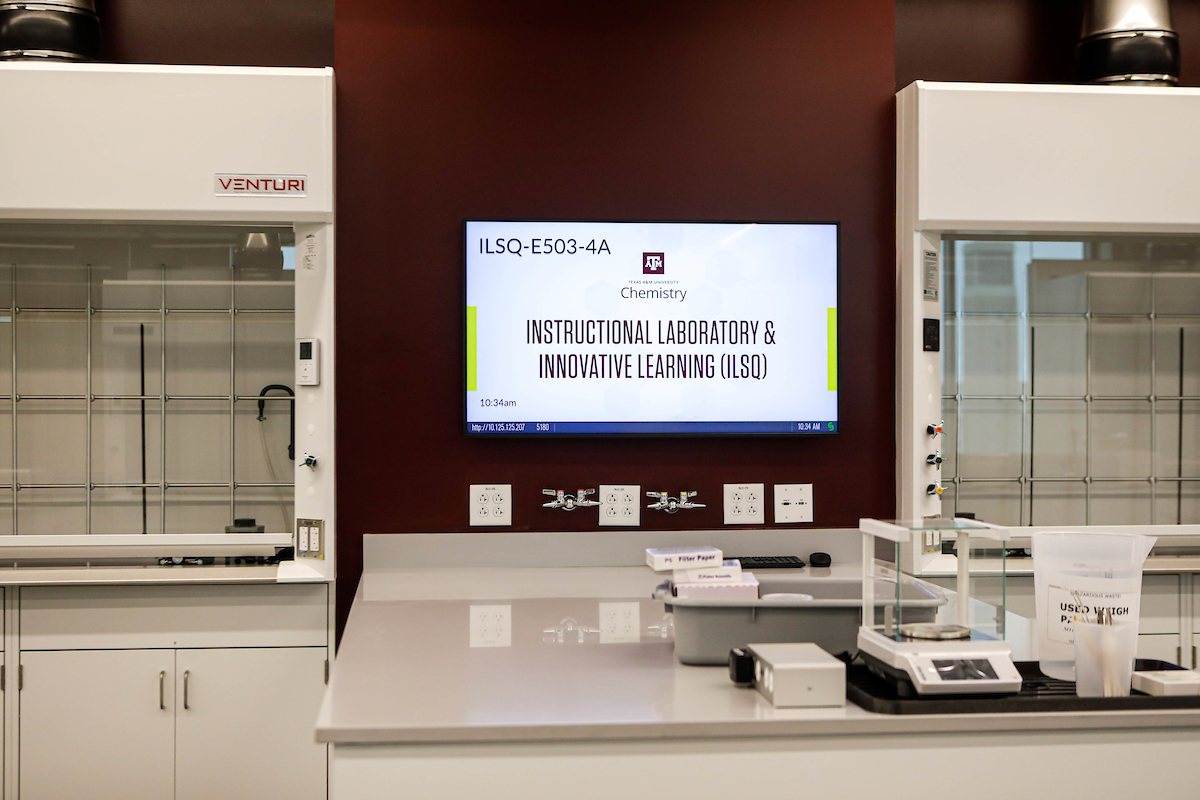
[465,220,838,435]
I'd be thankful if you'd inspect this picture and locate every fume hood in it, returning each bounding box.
[897,81,1200,572]
[0,62,335,580]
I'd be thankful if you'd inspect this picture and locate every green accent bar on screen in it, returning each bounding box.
[827,308,837,391]
[466,306,478,392]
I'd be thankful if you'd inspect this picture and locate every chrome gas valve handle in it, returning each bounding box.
[646,490,706,514]
[542,488,601,511]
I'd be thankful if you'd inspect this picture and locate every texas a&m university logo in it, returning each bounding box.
[642,252,665,275]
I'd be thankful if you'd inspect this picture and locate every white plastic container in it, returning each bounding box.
[1074,620,1138,697]
[1033,532,1155,680]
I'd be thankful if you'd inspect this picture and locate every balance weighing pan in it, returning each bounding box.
[656,576,948,666]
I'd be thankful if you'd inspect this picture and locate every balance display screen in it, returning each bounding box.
[465,221,838,436]
[932,659,1000,681]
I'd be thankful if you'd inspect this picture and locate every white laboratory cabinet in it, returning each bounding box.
[19,648,328,799]
[172,648,327,800]
[20,649,176,799]
[17,583,329,800]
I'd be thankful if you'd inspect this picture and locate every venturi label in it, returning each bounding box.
[214,174,307,196]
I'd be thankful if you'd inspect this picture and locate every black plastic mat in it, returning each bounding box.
[847,660,1200,714]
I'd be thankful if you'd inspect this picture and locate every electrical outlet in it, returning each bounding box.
[774,483,814,523]
[723,482,765,525]
[469,484,512,526]
[598,601,641,644]
[469,604,512,648]
[296,518,325,559]
[598,484,640,526]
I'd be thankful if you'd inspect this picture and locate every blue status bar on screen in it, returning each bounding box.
[466,421,838,435]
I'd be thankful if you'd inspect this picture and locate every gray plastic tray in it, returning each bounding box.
[657,575,948,665]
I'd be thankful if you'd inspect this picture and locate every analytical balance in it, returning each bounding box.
[858,518,1022,696]
[857,625,1021,696]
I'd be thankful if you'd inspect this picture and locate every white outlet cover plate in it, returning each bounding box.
[723,482,765,525]
[598,484,640,527]
[469,483,512,526]
[469,604,512,648]
[774,483,814,523]
[598,601,641,644]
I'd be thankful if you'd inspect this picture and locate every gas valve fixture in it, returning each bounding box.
[646,490,706,514]
[541,488,599,511]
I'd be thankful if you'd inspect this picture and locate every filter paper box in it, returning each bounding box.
[673,560,743,584]
[646,546,723,572]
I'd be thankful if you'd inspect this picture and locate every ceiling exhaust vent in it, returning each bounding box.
[0,1,99,62]
[1078,0,1179,85]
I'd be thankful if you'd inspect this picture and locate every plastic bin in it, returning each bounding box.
[1033,531,1155,681]
[657,575,948,665]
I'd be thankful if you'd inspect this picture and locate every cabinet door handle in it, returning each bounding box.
[159,671,166,710]
[183,670,190,710]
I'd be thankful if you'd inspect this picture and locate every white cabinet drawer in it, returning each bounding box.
[21,583,328,650]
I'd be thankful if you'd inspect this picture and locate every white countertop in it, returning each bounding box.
[316,565,1200,745]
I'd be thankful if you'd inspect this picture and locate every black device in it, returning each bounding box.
[922,318,940,352]
[728,647,755,686]
[728,555,806,570]
[808,551,832,568]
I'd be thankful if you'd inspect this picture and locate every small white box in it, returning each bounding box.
[674,573,759,600]
[1133,669,1200,697]
[673,560,742,584]
[645,546,722,572]
[747,643,845,708]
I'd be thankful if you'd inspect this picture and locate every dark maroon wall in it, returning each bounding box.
[102,0,332,66]
[334,1,897,623]
[897,0,1200,88]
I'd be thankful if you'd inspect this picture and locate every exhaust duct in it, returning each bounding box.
[1078,0,1179,85]
[0,0,99,62]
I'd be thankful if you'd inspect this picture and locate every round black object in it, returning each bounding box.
[0,2,100,62]
[728,647,755,686]
[808,551,832,568]
[1078,31,1179,84]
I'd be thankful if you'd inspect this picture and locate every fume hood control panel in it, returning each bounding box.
[297,338,320,386]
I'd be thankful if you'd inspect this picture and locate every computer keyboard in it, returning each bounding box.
[727,555,807,569]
